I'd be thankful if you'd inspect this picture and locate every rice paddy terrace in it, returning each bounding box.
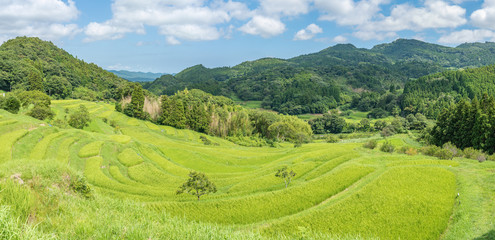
[0,100,494,239]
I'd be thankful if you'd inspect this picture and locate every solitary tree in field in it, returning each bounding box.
[275,167,296,188]
[176,171,217,201]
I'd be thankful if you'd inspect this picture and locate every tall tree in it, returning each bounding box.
[176,171,217,201]
[28,70,43,91]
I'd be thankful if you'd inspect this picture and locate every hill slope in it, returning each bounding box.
[144,39,495,114]
[1,100,494,239]
[0,37,129,100]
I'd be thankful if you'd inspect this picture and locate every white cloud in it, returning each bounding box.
[260,0,311,17]
[294,24,323,40]
[239,16,286,38]
[84,0,252,43]
[315,0,387,26]
[471,0,495,30]
[333,35,348,43]
[0,0,80,41]
[438,29,495,44]
[353,30,397,41]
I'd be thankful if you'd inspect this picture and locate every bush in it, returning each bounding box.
[434,149,454,160]
[69,174,92,199]
[200,135,212,145]
[405,147,418,156]
[17,90,51,107]
[380,141,395,153]
[363,139,378,149]
[1,95,20,114]
[326,135,339,143]
[420,145,441,157]
[68,105,91,129]
[462,147,478,159]
[27,105,55,120]
[443,142,462,158]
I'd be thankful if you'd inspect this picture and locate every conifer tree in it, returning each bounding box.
[28,70,43,91]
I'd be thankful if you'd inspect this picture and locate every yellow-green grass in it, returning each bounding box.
[264,167,456,239]
[78,141,104,158]
[0,99,493,240]
[117,148,144,167]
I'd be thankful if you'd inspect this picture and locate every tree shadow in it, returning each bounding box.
[473,230,495,240]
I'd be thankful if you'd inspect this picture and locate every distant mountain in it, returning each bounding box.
[108,70,167,82]
[144,39,495,114]
[0,37,130,100]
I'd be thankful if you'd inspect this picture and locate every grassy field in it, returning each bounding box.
[0,99,494,239]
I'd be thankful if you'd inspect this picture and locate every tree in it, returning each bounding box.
[275,167,296,188]
[176,171,217,201]
[129,84,145,119]
[27,105,54,120]
[1,95,20,114]
[28,70,43,91]
[43,75,72,99]
[68,104,91,129]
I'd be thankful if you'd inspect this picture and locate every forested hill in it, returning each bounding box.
[144,39,495,114]
[401,64,495,118]
[0,37,129,100]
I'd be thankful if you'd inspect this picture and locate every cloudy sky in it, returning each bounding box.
[1,0,494,73]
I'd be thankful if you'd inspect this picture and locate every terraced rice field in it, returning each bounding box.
[1,100,494,239]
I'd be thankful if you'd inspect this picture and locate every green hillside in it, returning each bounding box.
[0,37,129,100]
[0,100,494,239]
[143,39,495,115]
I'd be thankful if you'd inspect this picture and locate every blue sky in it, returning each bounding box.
[1,0,495,73]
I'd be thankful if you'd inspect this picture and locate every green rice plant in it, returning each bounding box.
[56,137,76,164]
[127,162,182,187]
[152,165,374,224]
[303,153,360,181]
[110,134,131,144]
[264,167,456,240]
[117,148,144,167]
[0,129,28,163]
[78,141,104,158]
[0,119,17,126]
[29,131,65,160]
[138,145,190,176]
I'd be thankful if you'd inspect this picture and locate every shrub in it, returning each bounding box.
[326,135,339,143]
[69,174,92,198]
[434,149,454,160]
[68,105,91,129]
[462,147,478,159]
[27,105,55,120]
[363,139,378,149]
[1,95,20,114]
[17,90,51,107]
[380,141,395,153]
[200,136,212,145]
[443,142,462,158]
[420,145,441,157]
[405,148,418,156]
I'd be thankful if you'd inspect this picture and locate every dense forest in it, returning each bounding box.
[401,65,495,118]
[0,37,130,100]
[144,39,495,115]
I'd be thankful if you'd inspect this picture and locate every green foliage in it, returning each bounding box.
[380,141,395,153]
[434,148,454,160]
[176,171,217,201]
[68,104,91,129]
[363,139,378,149]
[28,70,43,91]
[43,75,72,99]
[125,84,145,119]
[69,174,92,199]
[309,113,346,134]
[16,90,51,107]
[275,167,296,188]
[26,105,54,120]
[431,94,495,154]
[1,94,20,113]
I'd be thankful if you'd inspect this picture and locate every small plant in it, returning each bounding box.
[420,145,441,156]
[363,139,378,149]
[176,171,217,201]
[200,136,212,145]
[69,174,92,199]
[380,141,395,153]
[275,167,296,188]
[102,117,108,123]
[443,142,462,158]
